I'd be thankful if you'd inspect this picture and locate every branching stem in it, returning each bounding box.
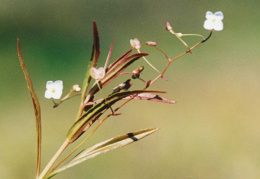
[41,30,213,178]
[49,115,109,175]
[38,141,69,179]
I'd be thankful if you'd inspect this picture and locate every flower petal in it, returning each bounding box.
[52,91,62,99]
[96,67,105,79]
[205,11,213,20]
[90,67,98,79]
[46,81,54,90]
[203,19,213,30]
[214,11,224,21]
[45,89,53,99]
[54,80,63,90]
[213,20,223,31]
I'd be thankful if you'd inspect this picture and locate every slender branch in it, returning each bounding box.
[181,33,204,39]
[137,49,161,74]
[154,46,171,62]
[53,94,81,108]
[202,30,213,43]
[116,32,212,112]
[169,29,190,51]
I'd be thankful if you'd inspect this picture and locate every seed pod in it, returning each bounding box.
[132,66,144,79]
[165,22,172,31]
[146,41,157,46]
[112,79,132,93]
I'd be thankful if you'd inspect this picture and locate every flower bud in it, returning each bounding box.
[72,84,81,92]
[130,38,141,50]
[165,22,172,31]
[146,41,157,46]
[176,33,182,37]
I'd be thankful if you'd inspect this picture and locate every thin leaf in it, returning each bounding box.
[104,39,114,71]
[81,21,100,102]
[67,90,164,143]
[107,49,132,71]
[124,93,177,104]
[48,128,159,178]
[85,93,175,105]
[17,39,42,178]
[104,53,148,86]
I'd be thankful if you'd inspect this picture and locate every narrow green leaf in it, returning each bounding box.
[67,90,164,143]
[81,21,100,102]
[48,128,159,178]
[17,39,42,178]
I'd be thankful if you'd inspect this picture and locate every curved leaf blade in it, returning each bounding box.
[17,39,42,177]
[48,128,159,178]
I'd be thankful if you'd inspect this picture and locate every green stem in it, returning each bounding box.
[53,94,81,108]
[38,141,69,179]
[181,34,205,39]
[48,115,109,176]
[169,29,190,50]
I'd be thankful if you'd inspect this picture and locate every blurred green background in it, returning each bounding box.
[1,0,260,178]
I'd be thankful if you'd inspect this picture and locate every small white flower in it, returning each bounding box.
[90,67,105,80]
[203,11,224,31]
[45,80,63,99]
[130,38,141,50]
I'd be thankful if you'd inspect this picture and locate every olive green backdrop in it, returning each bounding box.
[1,0,260,178]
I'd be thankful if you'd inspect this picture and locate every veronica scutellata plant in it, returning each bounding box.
[17,11,224,179]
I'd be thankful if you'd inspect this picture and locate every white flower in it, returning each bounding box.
[203,11,224,31]
[130,38,141,50]
[90,67,105,80]
[45,80,63,99]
